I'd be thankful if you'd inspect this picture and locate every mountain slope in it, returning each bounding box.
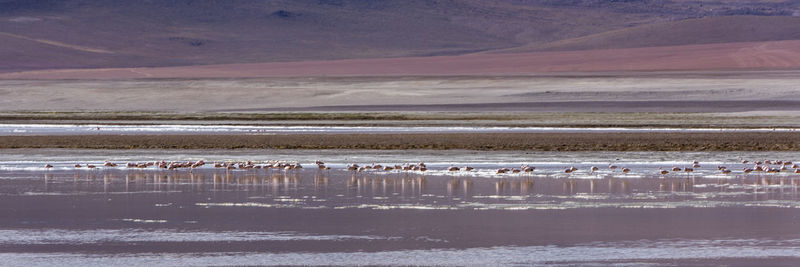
[4,40,800,79]
[498,16,800,53]
[1,0,799,72]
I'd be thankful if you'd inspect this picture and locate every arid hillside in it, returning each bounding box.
[497,16,800,53]
[4,40,799,79]
[1,0,799,72]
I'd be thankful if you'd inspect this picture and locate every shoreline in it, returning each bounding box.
[2,132,799,151]
[3,111,800,129]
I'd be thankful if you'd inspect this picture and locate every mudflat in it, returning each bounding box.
[2,132,799,151]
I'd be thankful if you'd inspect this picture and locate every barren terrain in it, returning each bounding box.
[498,16,800,52]
[3,40,800,80]
[1,1,798,72]
[1,70,799,113]
[2,1,799,146]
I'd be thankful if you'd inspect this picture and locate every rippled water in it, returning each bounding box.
[2,149,800,265]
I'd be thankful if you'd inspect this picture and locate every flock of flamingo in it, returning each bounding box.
[39,158,800,176]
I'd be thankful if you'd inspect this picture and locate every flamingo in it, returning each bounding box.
[522,166,535,173]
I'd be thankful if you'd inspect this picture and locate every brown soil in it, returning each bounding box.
[3,132,799,151]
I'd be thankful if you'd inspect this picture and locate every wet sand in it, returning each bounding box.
[2,132,800,151]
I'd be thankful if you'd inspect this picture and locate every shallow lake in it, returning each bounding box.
[1,124,798,135]
[1,149,799,266]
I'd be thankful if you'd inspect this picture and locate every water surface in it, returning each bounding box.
[2,149,799,266]
[2,124,798,135]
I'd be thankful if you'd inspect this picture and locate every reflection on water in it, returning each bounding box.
[4,150,800,265]
[21,168,800,209]
[0,229,383,245]
[6,238,800,267]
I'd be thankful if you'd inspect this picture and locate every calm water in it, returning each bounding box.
[1,123,798,135]
[2,149,800,266]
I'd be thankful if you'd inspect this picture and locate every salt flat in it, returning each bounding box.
[1,71,799,114]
